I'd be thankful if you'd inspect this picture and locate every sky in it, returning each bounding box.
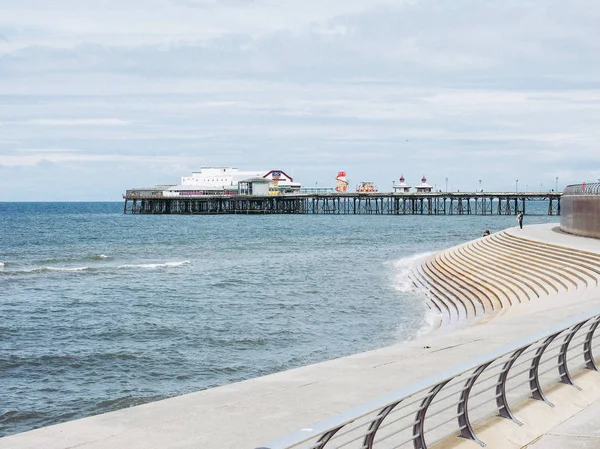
[1,0,600,200]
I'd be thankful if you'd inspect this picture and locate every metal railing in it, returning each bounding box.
[564,182,600,195]
[256,306,600,449]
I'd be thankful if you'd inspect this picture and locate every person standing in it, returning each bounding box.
[517,212,524,229]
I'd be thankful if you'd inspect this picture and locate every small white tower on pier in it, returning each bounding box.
[394,175,411,193]
[415,175,433,193]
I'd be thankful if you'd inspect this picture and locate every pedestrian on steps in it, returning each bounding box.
[517,212,524,229]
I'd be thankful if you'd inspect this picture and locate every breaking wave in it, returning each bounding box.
[116,261,191,270]
[42,266,90,272]
[392,252,433,293]
[0,260,191,276]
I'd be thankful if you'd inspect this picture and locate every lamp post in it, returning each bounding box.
[445,177,448,193]
[516,179,519,193]
[555,176,558,192]
[479,179,482,192]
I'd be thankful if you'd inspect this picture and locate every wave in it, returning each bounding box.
[0,262,5,269]
[0,260,190,276]
[43,266,90,272]
[392,252,433,293]
[116,261,190,270]
[40,254,110,264]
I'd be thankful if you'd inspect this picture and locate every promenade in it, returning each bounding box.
[3,224,600,449]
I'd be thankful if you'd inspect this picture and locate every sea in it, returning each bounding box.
[0,201,560,437]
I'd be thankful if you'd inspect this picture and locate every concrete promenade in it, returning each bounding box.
[527,398,600,448]
[3,224,600,449]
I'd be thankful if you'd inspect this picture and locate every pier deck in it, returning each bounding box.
[123,192,561,215]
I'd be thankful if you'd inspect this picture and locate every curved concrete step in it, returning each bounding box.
[411,262,451,324]
[442,246,516,308]
[426,255,484,316]
[484,235,576,291]
[493,232,597,287]
[410,228,600,328]
[421,258,468,320]
[498,232,600,285]
[505,231,600,263]
[470,239,556,295]
[433,251,499,312]
[455,244,535,303]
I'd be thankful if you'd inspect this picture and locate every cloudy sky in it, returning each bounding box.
[1,0,599,200]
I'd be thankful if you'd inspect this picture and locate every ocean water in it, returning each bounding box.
[0,202,559,437]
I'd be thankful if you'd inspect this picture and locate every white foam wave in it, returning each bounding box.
[417,308,442,336]
[117,260,191,270]
[0,262,5,269]
[96,254,109,260]
[44,266,90,272]
[392,251,433,293]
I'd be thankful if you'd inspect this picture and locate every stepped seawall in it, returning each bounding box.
[411,224,600,329]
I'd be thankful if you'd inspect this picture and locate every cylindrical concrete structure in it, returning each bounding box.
[560,183,600,238]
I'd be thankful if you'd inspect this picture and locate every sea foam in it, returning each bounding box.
[392,252,433,293]
[116,261,191,270]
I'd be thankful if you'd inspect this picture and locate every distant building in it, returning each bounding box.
[181,167,262,189]
[415,175,433,193]
[393,175,411,193]
[173,167,301,196]
[238,177,271,196]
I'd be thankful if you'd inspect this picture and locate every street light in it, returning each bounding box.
[516,179,519,193]
[445,177,448,192]
[479,179,482,192]
[555,176,559,192]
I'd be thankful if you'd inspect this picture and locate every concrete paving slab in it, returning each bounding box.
[526,435,600,449]
[548,400,600,437]
[525,397,600,448]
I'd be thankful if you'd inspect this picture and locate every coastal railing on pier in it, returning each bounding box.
[123,192,561,216]
[255,306,600,449]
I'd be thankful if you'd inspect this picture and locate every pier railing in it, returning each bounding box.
[564,182,600,195]
[255,306,600,449]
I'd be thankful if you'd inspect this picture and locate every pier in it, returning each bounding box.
[123,191,561,215]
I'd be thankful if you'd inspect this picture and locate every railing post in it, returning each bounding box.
[413,380,450,449]
[314,426,343,449]
[362,401,402,449]
[584,315,600,371]
[558,322,586,388]
[529,333,560,406]
[496,347,528,425]
[457,362,491,446]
